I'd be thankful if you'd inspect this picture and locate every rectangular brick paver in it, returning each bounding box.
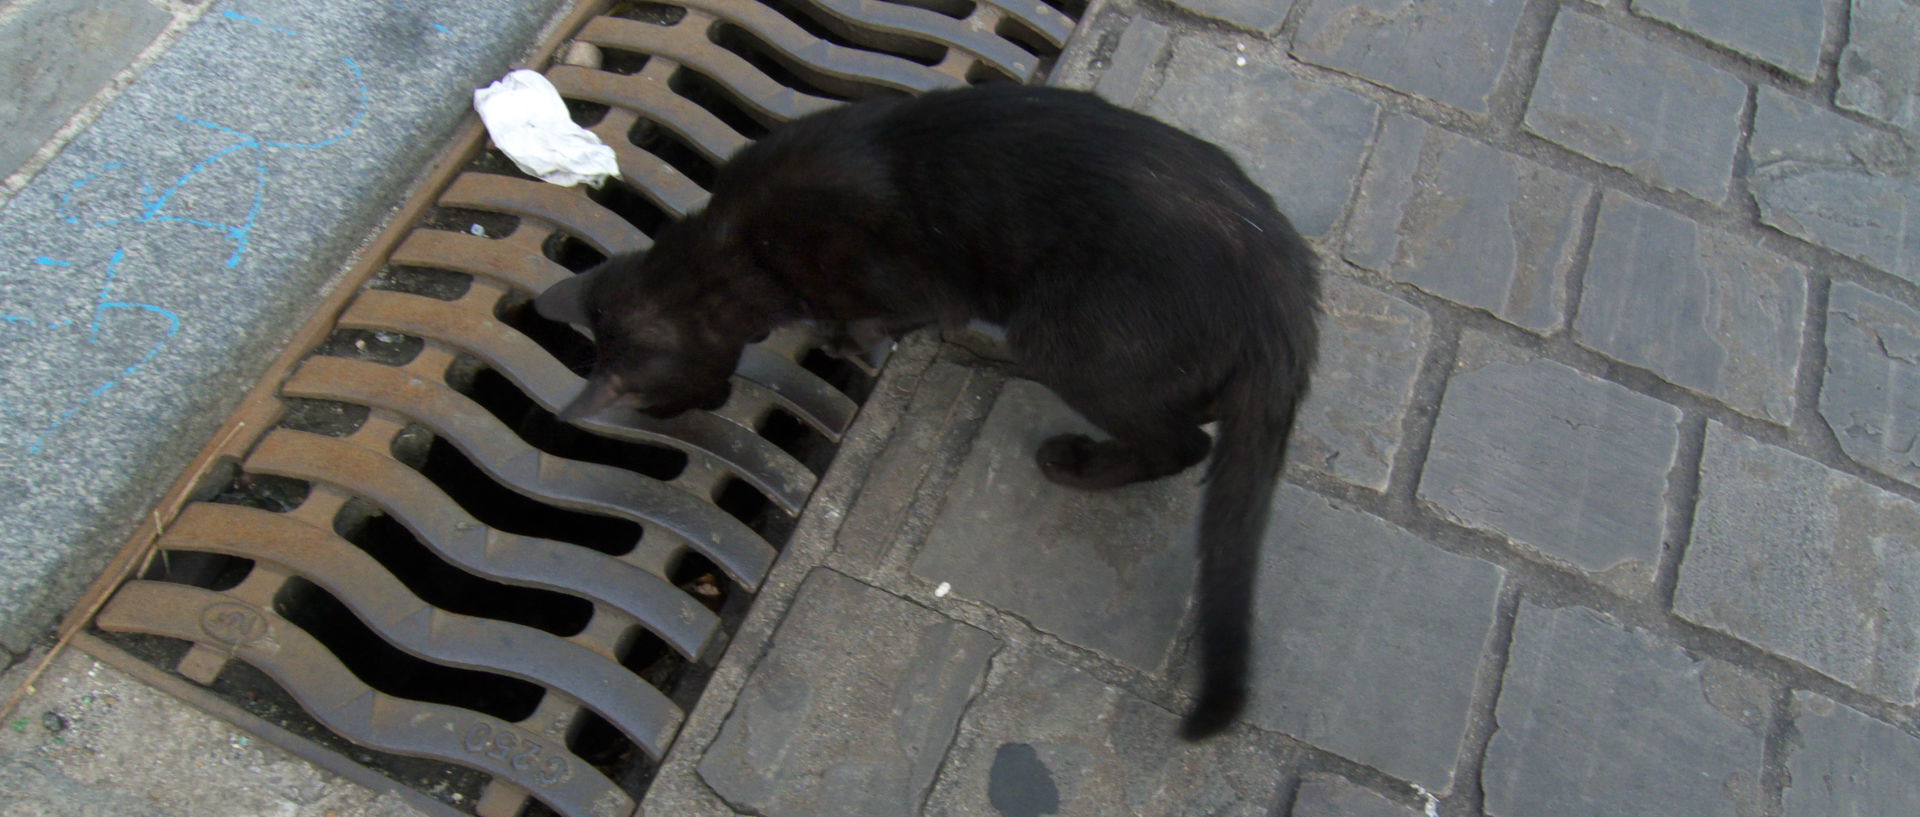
[1290,0,1528,114]
[1630,0,1826,80]
[699,570,998,817]
[1748,86,1920,284]
[1289,277,1432,491]
[1420,335,1681,577]
[1148,33,1381,237]
[1821,282,1920,486]
[1575,192,1807,423]
[1346,115,1591,333]
[1291,776,1422,817]
[912,380,1202,674]
[1525,10,1746,203]
[1484,603,1767,817]
[1782,693,1920,817]
[1675,424,1920,705]
[1249,483,1504,793]
[923,650,1291,817]
[1837,0,1920,132]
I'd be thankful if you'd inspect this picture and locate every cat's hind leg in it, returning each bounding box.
[1033,387,1212,489]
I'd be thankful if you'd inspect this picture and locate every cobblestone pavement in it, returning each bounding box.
[638,1,1920,816]
[3,1,1916,816]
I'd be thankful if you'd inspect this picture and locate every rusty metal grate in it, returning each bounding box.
[67,1,1087,816]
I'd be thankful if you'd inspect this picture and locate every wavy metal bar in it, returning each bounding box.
[440,174,649,257]
[736,345,858,441]
[97,582,637,817]
[547,64,750,164]
[154,503,682,756]
[800,0,1038,80]
[577,16,841,123]
[388,229,575,296]
[247,429,723,659]
[282,356,776,589]
[678,0,960,93]
[340,290,817,512]
[976,0,1073,48]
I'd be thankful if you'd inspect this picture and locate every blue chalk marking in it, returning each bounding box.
[34,257,72,266]
[221,10,295,36]
[433,23,449,33]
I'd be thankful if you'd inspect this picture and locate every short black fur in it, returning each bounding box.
[546,84,1318,740]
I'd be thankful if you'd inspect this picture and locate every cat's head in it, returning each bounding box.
[538,251,743,422]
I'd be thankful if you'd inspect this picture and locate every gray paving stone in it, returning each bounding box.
[1093,18,1171,108]
[1484,603,1767,817]
[1291,776,1421,817]
[1166,0,1297,33]
[1524,10,1746,203]
[1345,115,1590,332]
[1837,0,1920,133]
[1630,0,1825,80]
[1420,339,1681,576]
[1291,0,1527,113]
[1822,283,1920,486]
[1289,277,1429,490]
[1247,483,1503,793]
[1749,86,1920,283]
[1148,35,1381,237]
[0,0,171,179]
[912,380,1202,674]
[1574,192,1807,423]
[0,0,569,652]
[923,650,1290,817]
[835,361,991,564]
[1675,424,1920,704]
[1782,692,1920,817]
[699,569,998,817]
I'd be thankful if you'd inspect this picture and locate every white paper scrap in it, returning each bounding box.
[473,69,619,188]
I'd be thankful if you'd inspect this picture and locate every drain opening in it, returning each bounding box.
[404,429,645,557]
[453,361,693,483]
[755,0,947,66]
[627,116,720,187]
[585,175,674,235]
[567,98,614,128]
[879,0,975,20]
[611,1,689,25]
[208,471,313,514]
[274,577,549,721]
[710,23,905,102]
[597,47,653,76]
[141,550,255,591]
[496,297,597,374]
[370,263,475,302]
[423,205,520,239]
[665,67,772,139]
[279,397,372,438]
[315,327,425,367]
[543,231,609,273]
[333,499,596,637]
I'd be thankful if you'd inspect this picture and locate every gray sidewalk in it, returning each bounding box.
[3,0,1919,816]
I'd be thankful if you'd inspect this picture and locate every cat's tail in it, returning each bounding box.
[1181,344,1305,741]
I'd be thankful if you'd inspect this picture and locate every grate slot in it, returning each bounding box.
[548,64,750,163]
[247,429,722,659]
[802,0,1038,79]
[578,15,841,123]
[282,356,778,588]
[153,504,682,756]
[440,173,651,257]
[390,229,573,296]
[677,0,956,92]
[333,502,595,637]
[340,289,819,511]
[96,582,637,817]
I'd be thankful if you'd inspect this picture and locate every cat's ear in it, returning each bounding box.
[536,268,599,326]
[557,370,631,422]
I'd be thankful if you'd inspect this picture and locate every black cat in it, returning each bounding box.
[538,83,1318,740]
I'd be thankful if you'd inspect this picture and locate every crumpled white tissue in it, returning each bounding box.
[473,69,619,187]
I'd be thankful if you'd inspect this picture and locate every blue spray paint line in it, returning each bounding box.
[33,257,73,266]
[25,299,183,454]
[222,10,296,36]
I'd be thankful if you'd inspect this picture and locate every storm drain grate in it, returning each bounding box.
[70,0,1087,816]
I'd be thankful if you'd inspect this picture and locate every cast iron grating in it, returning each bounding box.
[76,0,1085,815]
